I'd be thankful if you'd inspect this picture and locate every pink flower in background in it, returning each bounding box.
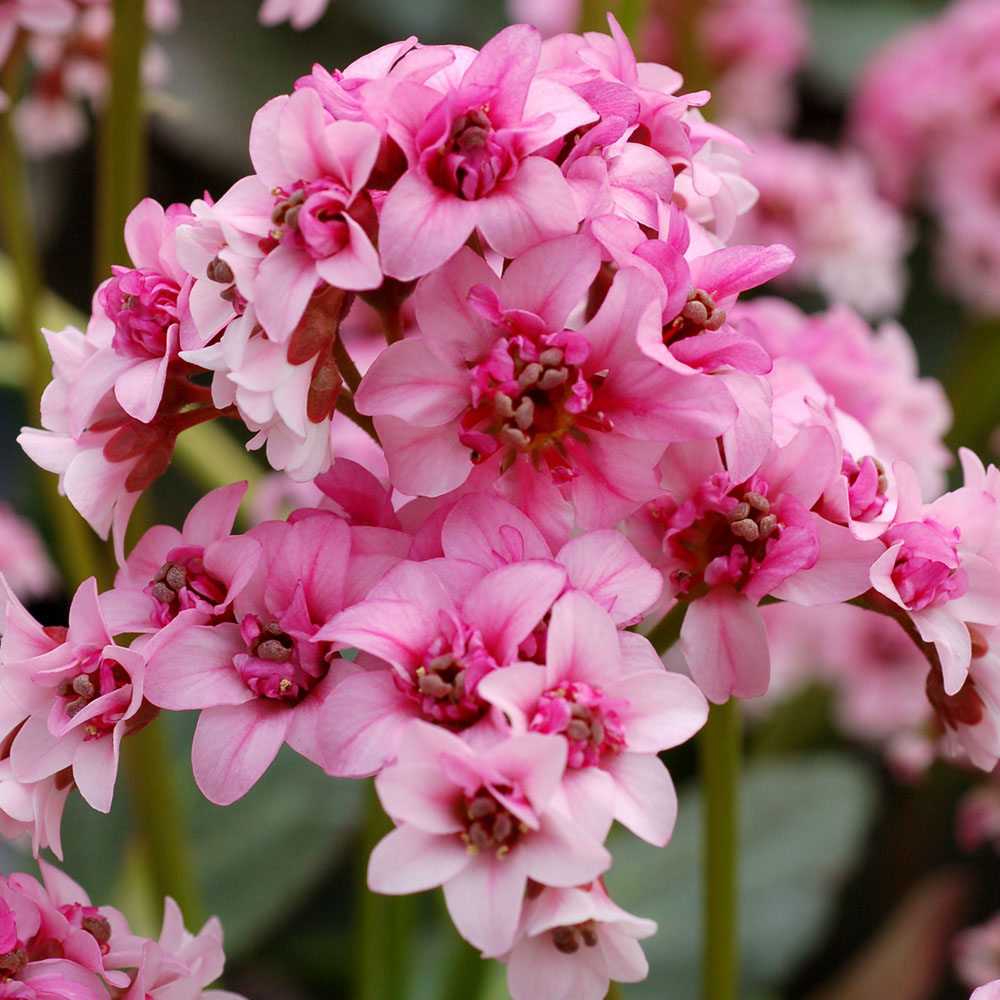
[257,0,331,30]
[0,504,58,604]
[367,721,611,955]
[956,911,1000,992]
[972,981,1000,1000]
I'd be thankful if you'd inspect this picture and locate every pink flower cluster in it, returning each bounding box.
[10,15,1000,997]
[850,0,1000,313]
[0,860,240,1000]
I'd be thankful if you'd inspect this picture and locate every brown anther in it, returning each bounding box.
[468,823,492,850]
[256,639,293,662]
[970,625,990,659]
[566,719,590,742]
[580,924,599,947]
[284,205,302,231]
[417,673,453,698]
[65,697,89,718]
[164,564,187,591]
[72,674,96,699]
[877,474,889,494]
[206,257,234,284]
[514,397,535,430]
[682,299,709,325]
[494,392,515,418]
[82,915,112,945]
[0,947,27,974]
[220,286,241,303]
[263,620,285,637]
[758,514,778,539]
[727,501,751,522]
[744,492,769,513]
[426,654,455,673]
[492,812,513,842]
[730,518,760,542]
[590,719,605,745]
[706,308,727,330]
[150,582,175,604]
[467,797,497,820]
[500,426,531,448]
[552,927,580,954]
[518,363,543,388]
[538,347,564,366]
[536,367,569,390]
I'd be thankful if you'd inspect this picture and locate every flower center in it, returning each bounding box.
[551,920,600,954]
[841,452,888,521]
[460,331,608,481]
[146,545,227,626]
[100,266,181,360]
[402,623,496,726]
[460,786,526,859]
[56,656,132,739]
[663,287,726,345]
[665,475,783,598]
[530,682,628,768]
[884,518,967,611]
[270,179,354,259]
[430,106,514,200]
[234,614,328,702]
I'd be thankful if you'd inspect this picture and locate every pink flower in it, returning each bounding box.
[1,578,153,815]
[317,557,568,777]
[367,721,611,955]
[142,512,370,803]
[0,504,58,604]
[478,590,708,845]
[357,236,736,529]
[377,23,594,280]
[257,0,331,29]
[972,981,1000,1000]
[502,882,656,1000]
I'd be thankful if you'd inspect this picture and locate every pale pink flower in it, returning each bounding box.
[956,912,1000,991]
[973,982,1000,1000]
[502,882,656,1000]
[0,504,58,603]
[257,0,331,30]
[1,577,152,814]
[367,721,611,955]
[377,23,594,280]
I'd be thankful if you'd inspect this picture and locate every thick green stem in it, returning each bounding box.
[123,720,202,925]
[700,698,740,1000]
[356,781,413,1000]
[95,0,147,282]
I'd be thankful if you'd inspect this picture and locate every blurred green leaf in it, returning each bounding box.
[609,752,878,999]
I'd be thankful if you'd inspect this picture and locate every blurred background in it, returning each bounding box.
[3,1,1000,998]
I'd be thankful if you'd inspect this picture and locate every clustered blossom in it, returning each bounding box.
[10,14,1000,998]
[0,860,241,1000]
[850,0,1000,313]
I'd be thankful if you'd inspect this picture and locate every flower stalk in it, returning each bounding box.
[700,697,741,1000]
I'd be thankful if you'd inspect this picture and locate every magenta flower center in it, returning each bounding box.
[884,518,967,610]
[57,655,132,740]
[270,179,353,259]
[235,614,327,702]
[551,920,600,954]
[461,327,607,482]
[530,682,628,768]
[429,107,515,200]
[663,287,727,345]
[100,265,181,360]
[401,621,496,726]
[145,545,227,627]
[665,475,783,597]
[841,451,888,521]
[459,786,525,859]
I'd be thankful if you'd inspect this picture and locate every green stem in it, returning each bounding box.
[123,719,202,925]
[645,600,688,655]
[0,66,106,589]
[95,0,147,283]
[356,781,412,1000]
[440,931,490,1000]
[605,984,625,1000]
[700,698,740,1000]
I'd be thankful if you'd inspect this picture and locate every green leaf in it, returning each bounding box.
[608,752,878,998]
